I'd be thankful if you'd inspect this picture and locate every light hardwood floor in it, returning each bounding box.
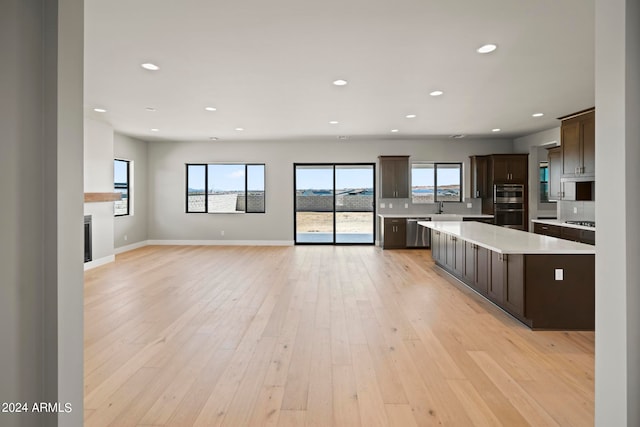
[84,245,594,426]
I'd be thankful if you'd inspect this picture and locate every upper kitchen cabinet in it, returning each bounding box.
[470,155,490,198]
[379,156,409,198]
[490,154,528,184]
[560,109,595,179]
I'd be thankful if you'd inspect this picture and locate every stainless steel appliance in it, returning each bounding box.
[406,218,431,248]
[494,184,525,230]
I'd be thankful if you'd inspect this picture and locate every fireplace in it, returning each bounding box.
[84,215,92,263]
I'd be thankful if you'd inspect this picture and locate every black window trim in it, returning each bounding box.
[185,162,266,214]
[411,161,463,203]
[114,158,130,217]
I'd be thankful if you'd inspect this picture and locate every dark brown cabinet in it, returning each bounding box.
[533,222,562,238]
[560,227,596,245]
[560,109,595,179]
[382,218,406,249]
[489,252,505,303]
[490,155,528,184]
[463,242,490,295]
[534,222,595,245]
[379,156,409,198]
[470,156,489,198]
[431,230,443,263]
[489,252,524,316]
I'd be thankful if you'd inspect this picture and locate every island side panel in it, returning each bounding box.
[524,254,595,330]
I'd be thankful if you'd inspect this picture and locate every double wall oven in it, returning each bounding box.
[494,184,525,230]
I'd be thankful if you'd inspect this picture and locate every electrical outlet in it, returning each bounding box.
[404,203,408,209]
[124,235,128,241]
[573,207,578,214]
[555,269,564,280]
[221,230,225,236]
[467,203,472,208]
[380,203,386,208]
[389,203,393,208]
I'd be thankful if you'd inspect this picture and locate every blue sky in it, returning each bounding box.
[114,160,128,184]
[187,164,265,191]
[296,166,374,190]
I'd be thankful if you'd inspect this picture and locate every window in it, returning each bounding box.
[539,161,550,202]
[411,162,462,203]
[186,163,265,213]
[114,159,130,216]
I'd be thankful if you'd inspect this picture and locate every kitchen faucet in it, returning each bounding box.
[437,201,444,214]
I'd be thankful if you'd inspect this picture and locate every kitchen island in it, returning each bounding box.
[419,221,595,330]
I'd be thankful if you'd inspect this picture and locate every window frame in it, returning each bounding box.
[411,161,463,204]
[185,162,266,214]
[114,158,131,217]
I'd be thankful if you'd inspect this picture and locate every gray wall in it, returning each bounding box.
[147,137,513,242]
[0,0,84,426]
[84,117,115,261]
[595,0,640,424]
[114,133,149,249]
[513,127,561,228]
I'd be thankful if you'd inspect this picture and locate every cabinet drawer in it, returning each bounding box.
[560,227,581,242]
[533,223,562,238]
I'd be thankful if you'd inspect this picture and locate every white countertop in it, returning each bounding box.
[531,219,596,232]
[420,221,595,255]
[378,213,494,219]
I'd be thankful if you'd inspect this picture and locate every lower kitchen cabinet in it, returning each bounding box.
[427,226,594,330]
[381,218,406,249]
[534,222,595,245]
[533,222,562,238]
[489,252,505,303]
[444,234,464,277]
[462,242,490,295]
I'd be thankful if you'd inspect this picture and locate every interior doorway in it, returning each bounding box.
[294,164,375,245]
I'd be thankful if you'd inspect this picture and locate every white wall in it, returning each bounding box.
[114,133,149,250]
[0,1,84,426]
[595,0,640,424]
[147,137,513,243]
[84,117,115,265]
[514,127,561,228]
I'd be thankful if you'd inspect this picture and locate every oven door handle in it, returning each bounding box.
[495,209,524,212]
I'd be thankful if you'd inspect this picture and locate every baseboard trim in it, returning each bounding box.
[114,240,150,254]
[84,255,115,271]
[147,239,295,246]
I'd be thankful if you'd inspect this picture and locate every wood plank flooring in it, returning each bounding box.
[84,245,594,426]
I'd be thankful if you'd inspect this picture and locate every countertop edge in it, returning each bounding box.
[531,219,596,232]
[421,221,595,255]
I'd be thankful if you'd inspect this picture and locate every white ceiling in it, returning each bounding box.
[84,0,595,142]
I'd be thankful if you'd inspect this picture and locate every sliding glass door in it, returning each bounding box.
[294,164,375,245]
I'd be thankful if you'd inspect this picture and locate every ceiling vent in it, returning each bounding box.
[450,134,466,139]
[337,135,349,140]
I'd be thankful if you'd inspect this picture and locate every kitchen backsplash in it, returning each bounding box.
[558,200,595,221]
[378,197,483,215]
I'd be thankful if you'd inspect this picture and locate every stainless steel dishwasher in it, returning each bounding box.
[406,218,431,248]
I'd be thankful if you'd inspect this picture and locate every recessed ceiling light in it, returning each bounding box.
[492,128,501,132]
[391,129,399,133]
[405,114,417,119]
[429,90,444,97]
[329,120,339,125]
[337,135,348,140]
[477,44,497,54]
[150,128,159,132]
[141,63,160,71]
[333,79,348,86]
[235,127,244,131]
[205,107,217,112]
[209,137,218,141]
[532,112,544,117]
[93,108,107,113]
[145,107,156,112]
